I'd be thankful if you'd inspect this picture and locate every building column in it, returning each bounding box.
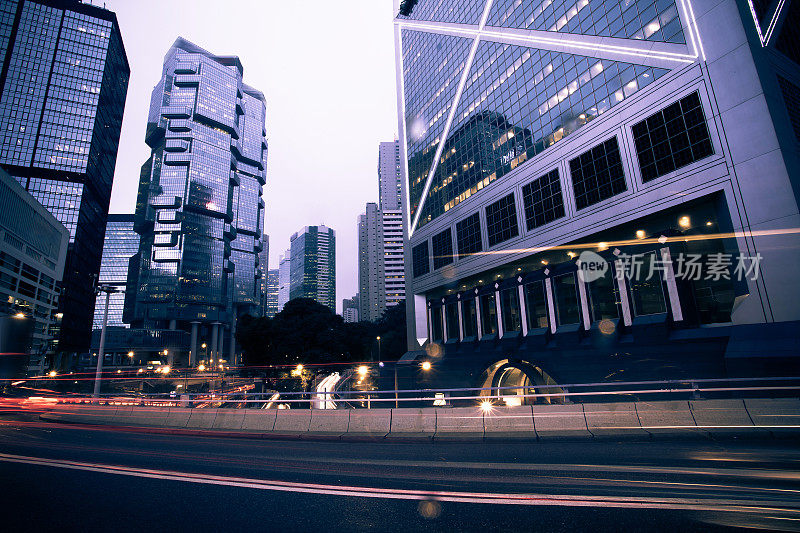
[660,247,683,322]
[229,316,237,366]
[210,322,219,362]
[544,278,557,334]
[576,275,591,330]
[457,299,464,341]
[441,306,447,342]
[518,284,528,336]
[475,296,483,340]
[189,321,199,368]
[615,260,633,327]
[494,290,504,339]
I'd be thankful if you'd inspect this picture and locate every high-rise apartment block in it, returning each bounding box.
[289,225,336,311]
[342,294,359,323]
[0,0,129,360]
[277,250,290,311]
[129,38,267,367]
[358,141,406,322]
[395,0,800,392]
[265,268,279,317]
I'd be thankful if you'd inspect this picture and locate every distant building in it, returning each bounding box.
[259,235,269,315]
[0,0,130,361]
[128,37,267,367]
[92,215,138,330]
[0,167,68,374]
[342,295,359,323]
[358,141,406,322]
[277,251,290,311]
[265,269,279,317]
[289,225,336,311]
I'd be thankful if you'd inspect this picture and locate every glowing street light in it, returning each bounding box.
[421,361,432,371]
[13,312,26,319]
[357,365,369,377]
[48,370,57,378]
[480,400,493,413]
[197,364,206,372]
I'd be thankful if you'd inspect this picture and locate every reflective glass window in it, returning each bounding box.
[430,305,443,341]
[456,212,483,258]
[629,252,667,315]
[485,193,519,246]
[586,267,620,321]
[569,137,627,210]
[522,169,565,230]
[445,302,460,339]
[480,292,498,336]
[525,280,549,329]
[431,228,454,269]
[412,241,430,277]
[553,273,580,325]
[462,297,478,338]
[500,287,521,333]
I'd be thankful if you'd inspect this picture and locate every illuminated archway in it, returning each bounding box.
[478,359,564,405]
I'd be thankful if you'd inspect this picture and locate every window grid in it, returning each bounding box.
[431,228,454,270]
[631,91,713,182]
[456,212,483,258]
[412,241,430,277]
[569,137,627,210]
[485,193,519,246]
[521,169,565,230]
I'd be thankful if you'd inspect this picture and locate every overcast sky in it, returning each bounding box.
[103,0,399,313]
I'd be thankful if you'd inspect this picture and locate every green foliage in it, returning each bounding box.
[237,299,407,368]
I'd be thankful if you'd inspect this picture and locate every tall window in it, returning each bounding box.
[485,193,519,246]
[525,280,549,330]
[445,302,459,340]
[553,273,580,326]
[586,267,620,321]
[431,228,454,270]
[480,292,498,336]
[412,241,429,277]
[521,169,565,230]
[430,305,443,341]
[629,252,667,316]
[462,297,478,338]
[569,137,627,210]
[631,91,713,182]
[456,212,483,258]
[500,287,521,333]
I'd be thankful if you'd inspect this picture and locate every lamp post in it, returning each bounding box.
[93,284,119,399]
[376,336,381,365]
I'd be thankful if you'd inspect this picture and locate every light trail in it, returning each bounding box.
[1,452,799,515]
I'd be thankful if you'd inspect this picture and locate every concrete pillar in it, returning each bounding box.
[615,260,633,327]
[660,247,683,322]
[441,306,447,342]
[189,322,199,367]
[210,322,219,362]
[544,277,557,334]
[494,290,504,338]
[457,299,464,341]
[475,296,483,340]
[518,284,528,336]
[576,274,591,330]
[229,316,237,366]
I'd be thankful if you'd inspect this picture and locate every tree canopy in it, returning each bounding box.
[237,299,407,368]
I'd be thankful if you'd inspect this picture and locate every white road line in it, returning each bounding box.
[1,452,798,514]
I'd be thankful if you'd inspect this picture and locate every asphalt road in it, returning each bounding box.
[1,413,799,532]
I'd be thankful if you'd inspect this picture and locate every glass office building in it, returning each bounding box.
[394,0,800,394]
[0,0,129,362]
[130,38,267,367]
[289,226,336,311]
[92,214,138,330]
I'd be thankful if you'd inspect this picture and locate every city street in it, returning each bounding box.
[1,413,799,531]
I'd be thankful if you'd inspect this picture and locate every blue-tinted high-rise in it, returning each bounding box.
[0,0,129,363]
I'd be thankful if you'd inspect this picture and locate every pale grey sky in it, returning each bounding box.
[103,0,399,313]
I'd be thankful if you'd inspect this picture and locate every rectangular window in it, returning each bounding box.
[456,212,483,258]
[525,280,549,330]
[629,252,667,316]
[587,268,620,321]
[431,228,454,270]
[631,91,713,182]
[445,302,459,340]
[500,287,521,333]
[412,241,430,277]
[480,292,498,336]
[553,273,580,326]
[569,137,627,209]
[462,297,478,338]
[521,169,565,230]
[485,193,519,246]
[430,306,443,341]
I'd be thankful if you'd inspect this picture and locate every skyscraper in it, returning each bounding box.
[394,0,800,391]
[289,225,336,311]
[277,250,290,312]
[342,294,359,323]
[131,38,267,367]
[0,0,129,361]
[259,234,269,315]
[358,141,407,322]
[92,214,138,330]
[265,268,279,317]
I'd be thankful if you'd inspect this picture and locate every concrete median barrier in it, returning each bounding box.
[744,398,800,433]
[435,407,483,439]
[126,406,170,427]
[185,409,219,429]
[387,408,436,439]
[533,403,592,438]
[583,402,649,436]
[483,405,535,439]
[347,409,391,438]
[241,409,277,432]
[163,407,192,428]
[689,399,760,433]
[308,410,350,437]
[211,409,246,430]
[273,409,311,435]
[634,400,700,435]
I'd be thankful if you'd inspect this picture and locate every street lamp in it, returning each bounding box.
[421,361,432,371]
[376,336,381,364]
[93,284,120,399]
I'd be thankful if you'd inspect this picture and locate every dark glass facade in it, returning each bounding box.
[92,214,138,330]
[131,38,267,365]
[289,226,335,311]
[0,0,129,357]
